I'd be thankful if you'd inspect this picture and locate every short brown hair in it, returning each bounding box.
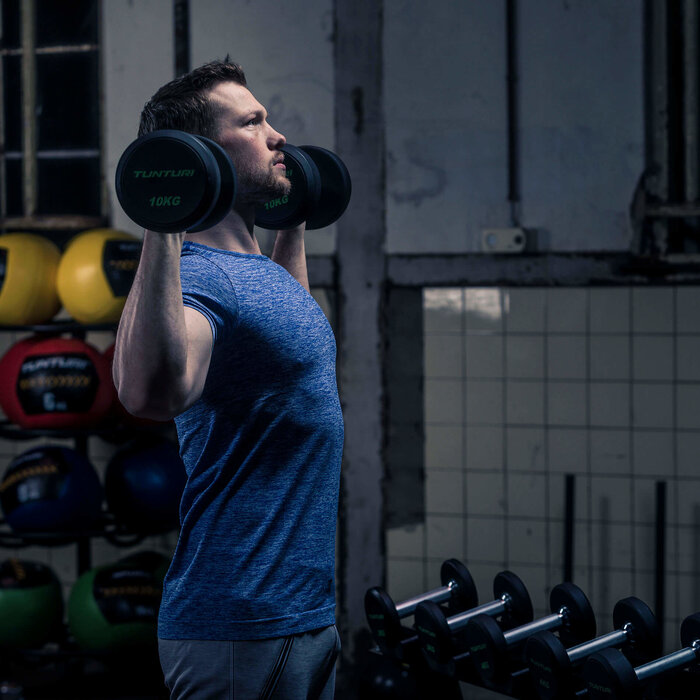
[138,57,247,138]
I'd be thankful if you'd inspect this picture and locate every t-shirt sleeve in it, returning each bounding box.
[180,252,238,344]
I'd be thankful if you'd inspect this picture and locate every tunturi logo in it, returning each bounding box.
[416,625,436,638]
[530,659,552,674]
[588,681,612,694]
[132,169,196,178]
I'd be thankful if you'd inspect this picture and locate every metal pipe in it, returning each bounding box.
[174,0,190,77]
[505,0,520,226]
[395,581,454,617]
[655,481,666,649]
[564,474,575,582]
[635,644,700,683]
[448,597,508,631]
[504,611,563,646]
[20,0,36,217]
[683,0,700,201]
[567,628,629,665]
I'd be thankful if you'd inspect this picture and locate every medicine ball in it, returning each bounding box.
[0,335,115,429]
[56,228,141,324]
[0,233,62,326]
[105,437,186,534]
[0,559,64,648]
[67,552,168,653]
[0,445,103,534]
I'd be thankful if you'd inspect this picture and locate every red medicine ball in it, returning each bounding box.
[0,336,115,429]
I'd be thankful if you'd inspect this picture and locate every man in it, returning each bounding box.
[113,58,344,699]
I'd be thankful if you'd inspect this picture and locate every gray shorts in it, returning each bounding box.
[158,625,341,700]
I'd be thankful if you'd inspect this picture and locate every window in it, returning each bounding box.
[1,0,103,233]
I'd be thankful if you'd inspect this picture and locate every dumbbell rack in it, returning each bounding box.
[0,320,171,700]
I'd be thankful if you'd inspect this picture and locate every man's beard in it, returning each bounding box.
[234,158,291,206]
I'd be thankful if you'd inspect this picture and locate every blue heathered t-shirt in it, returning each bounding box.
[157,241,344,641]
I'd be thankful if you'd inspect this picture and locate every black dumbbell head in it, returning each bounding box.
[440,558,478,613]
[414,600,454,664]
[187,136,237,232]
[116,129,234,233]
[612,597,660,660]
[550,582,596,647]
[463,613,510,685]
[255,144,320,230]
[525,632,574,700]
[299,145,352,230]
[584,648,639,700]
[494,570,533,628]
[364,586,401,652]
[680,612,700,648]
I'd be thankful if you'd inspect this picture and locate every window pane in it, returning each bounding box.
[2,54,21,151]
[5,157,22,216]
[0,0,20,49]
[35,0,97,47]
[37,157,100,215]
[36,52,99,150]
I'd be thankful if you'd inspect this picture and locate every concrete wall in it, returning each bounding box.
[383,0,644,254]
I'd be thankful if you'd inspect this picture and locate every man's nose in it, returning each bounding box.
[269,126,286,149]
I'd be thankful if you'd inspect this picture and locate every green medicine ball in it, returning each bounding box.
[0,559,63,648]
[67,551,169,653]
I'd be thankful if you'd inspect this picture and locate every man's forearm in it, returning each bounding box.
[113,231,190,416]
[271,225,309,292]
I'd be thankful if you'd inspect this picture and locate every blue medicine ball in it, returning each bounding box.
[105,437,186,534]
[0,445,103,534]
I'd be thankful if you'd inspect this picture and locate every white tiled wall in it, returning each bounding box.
[387,286,700,646]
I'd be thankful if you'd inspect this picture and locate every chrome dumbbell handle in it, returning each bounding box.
[448,594,510,631]
[396,579,457,617]
[635,639,700,683]
[504,607,568,646]
[567,626,630,664]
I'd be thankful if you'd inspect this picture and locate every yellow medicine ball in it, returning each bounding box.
[56,228,142,324]
[0,232,62,325]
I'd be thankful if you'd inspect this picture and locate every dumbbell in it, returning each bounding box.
[464,582,596,694]
[364,559,477,659]
[583,612,700,700]
[414,571,533,678]
[525,597,660,700]
[115,129,351,233]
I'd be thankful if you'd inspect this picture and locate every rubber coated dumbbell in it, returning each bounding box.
[464,582,597,694]
[583,612,700,700]
[365,559,477,659]
[415,571,533,678]
[115,129,351,233]
[525,597,660,700]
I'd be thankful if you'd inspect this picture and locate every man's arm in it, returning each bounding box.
[113,231,213,421]
[270,223,309,292]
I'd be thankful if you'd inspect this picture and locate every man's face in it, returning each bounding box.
[208,82,291,205]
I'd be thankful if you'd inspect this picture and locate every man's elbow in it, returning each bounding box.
[116,386,189,422]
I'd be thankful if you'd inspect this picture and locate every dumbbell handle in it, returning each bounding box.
[448,595,509,631]
[567,625,630,665]
[395,578,457,617]
[635,639,700,683]
[505,607,568,646]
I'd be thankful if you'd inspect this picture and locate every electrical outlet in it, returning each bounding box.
[481,227,527,253]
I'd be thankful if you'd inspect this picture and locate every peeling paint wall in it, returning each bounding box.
[384,0,644,254]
